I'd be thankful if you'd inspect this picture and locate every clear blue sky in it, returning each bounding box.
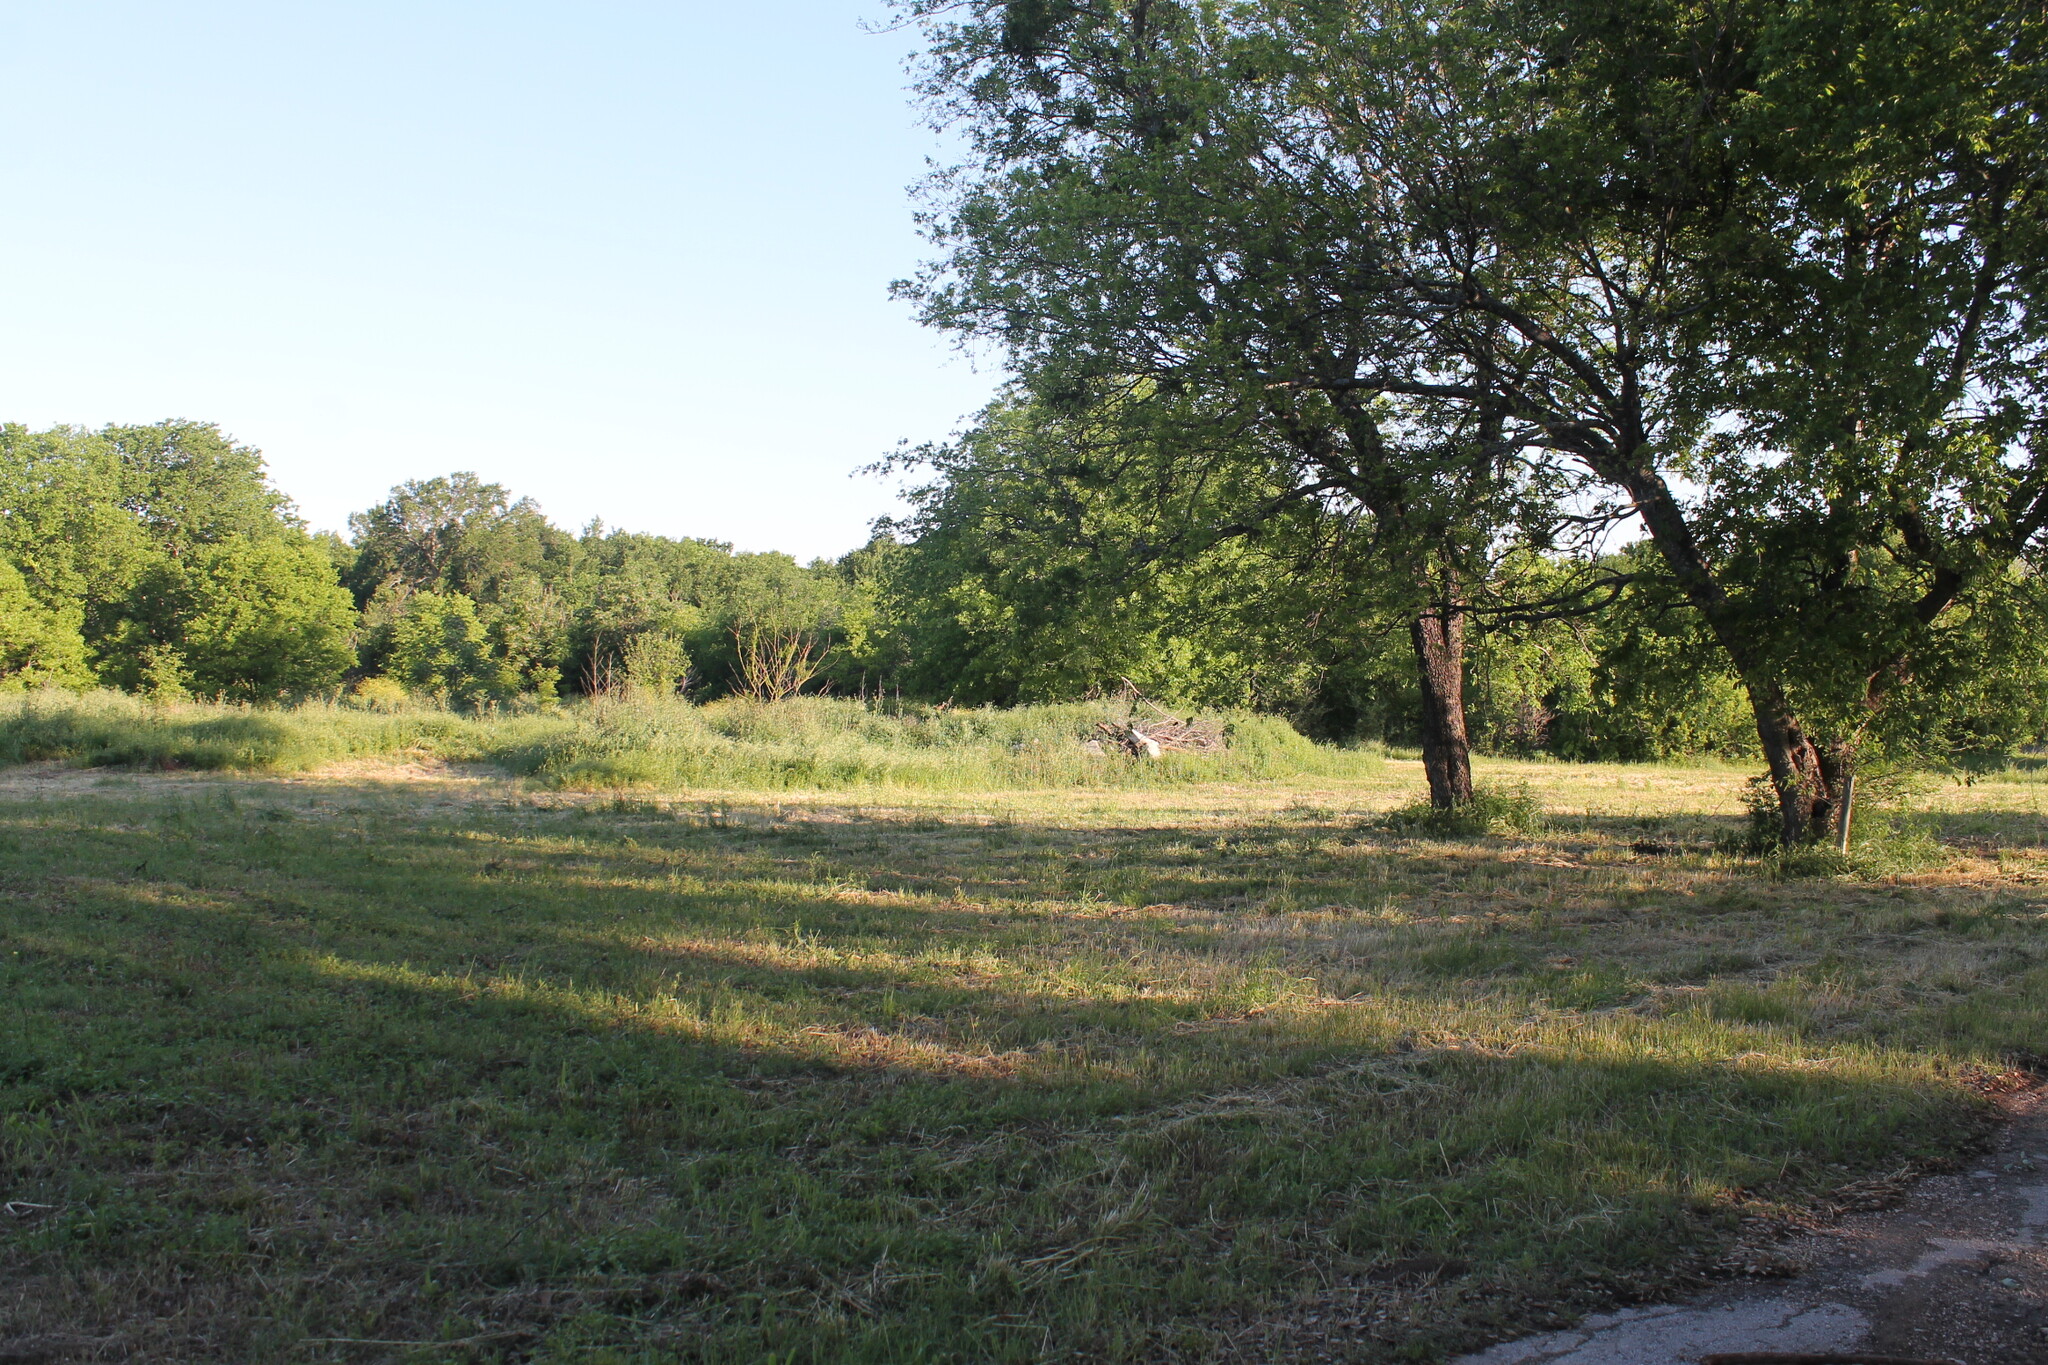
[0,1,997,559]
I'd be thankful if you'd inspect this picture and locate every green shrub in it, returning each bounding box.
[1735,773,1948,877]
[388,592,521,705]
[1381,783,1545,837]
[1758,811,1948,879]
[164,537,358,698]
[0,556,90,690]
[347,676,411,711]
[621,629,692,698]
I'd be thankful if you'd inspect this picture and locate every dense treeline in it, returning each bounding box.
[6,417,2039,765]
[0,422,884,708]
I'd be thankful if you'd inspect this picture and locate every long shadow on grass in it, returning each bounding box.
[3,784,2044,1361]
[7,790,2044,1057]
[1,917,2003,1364]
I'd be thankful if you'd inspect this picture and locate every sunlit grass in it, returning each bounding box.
[0,756,2044,1361]
[0,690,1374,791]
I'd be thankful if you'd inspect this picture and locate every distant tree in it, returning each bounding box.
[877,394,1371,712]
[0,555,90,690]
[566,530,726,692]
[386,591,519,705]
[0,420,348,693]
[345,473,573,606]
[98,420,298,551]
[0,424,162,652]
[126,538,356,699]
[347,474,576,688]
[566,526,859,698]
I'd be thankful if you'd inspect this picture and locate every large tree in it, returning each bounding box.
[896,0,1595,805]
[900,0,2048,840]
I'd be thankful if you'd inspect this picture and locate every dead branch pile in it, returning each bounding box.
[1084,681,1228,758]
[1093,716,1225,758]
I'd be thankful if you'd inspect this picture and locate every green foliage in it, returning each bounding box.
[895,0,2048,842]
[1381,783,1545,838]
[0,556,89,690]
[344,472,572,607]
[385,591,521,705]
[549,526,863,699]
[133,646,192,702]
[346,473,576,690]
[153,538,356,699]
[346,675,410,711]
[1755,815,1949,880]
[1736,769,1949,879]
[877,394,1394,714]
[0,421,349,696]
[621,628,691,698]
[5,422,2036,773]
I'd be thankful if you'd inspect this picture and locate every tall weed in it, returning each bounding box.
[0,691,1375,792]
[1735,773,1948,877]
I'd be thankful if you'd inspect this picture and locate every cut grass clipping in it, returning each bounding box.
[2,751,2045,1361]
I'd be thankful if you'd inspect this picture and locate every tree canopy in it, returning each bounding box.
[889,0,2048,833]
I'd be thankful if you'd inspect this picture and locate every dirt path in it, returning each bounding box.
[1456,1091,2048,1364]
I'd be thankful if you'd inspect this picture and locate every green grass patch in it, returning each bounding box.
[1,763,2043,1360]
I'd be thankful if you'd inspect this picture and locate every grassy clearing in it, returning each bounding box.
[1,749,2046,1362]
[0,692,1368,791]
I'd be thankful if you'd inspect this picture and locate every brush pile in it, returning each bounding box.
[1090,682,1227,758]
[1092,716,1226,758]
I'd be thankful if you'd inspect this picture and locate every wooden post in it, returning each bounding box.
[1835,773,1857,854]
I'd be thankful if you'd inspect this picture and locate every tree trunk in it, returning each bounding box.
[1411,604,1474,808]
[1747,686,1845,846]
[1602,460,1847,846]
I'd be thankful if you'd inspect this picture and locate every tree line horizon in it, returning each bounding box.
[0,412,2040,792]
[4,0,2047,851]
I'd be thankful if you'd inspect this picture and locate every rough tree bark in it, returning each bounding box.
[1748,692,1844,847]
[1601,457,1849,845]
[1410,603,1474,808]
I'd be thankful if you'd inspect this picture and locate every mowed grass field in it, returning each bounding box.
[3,740,2047,1362]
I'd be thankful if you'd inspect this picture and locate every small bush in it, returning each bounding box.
[1381,783,1544,837]
[1735,774,1783,853]
[1736,771,1947,877]
[1760,812,1948,879]
[621,630,691,698]
[348,677,410,711]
